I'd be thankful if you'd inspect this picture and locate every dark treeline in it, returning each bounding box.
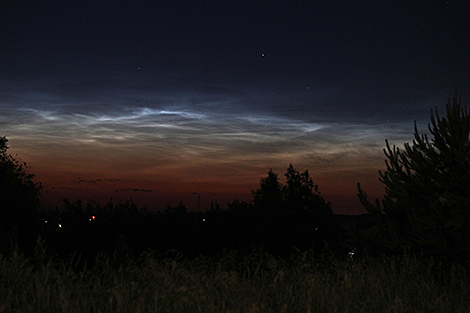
[13,165,360,265]
[1,92,470,268]
[0,132,363,264]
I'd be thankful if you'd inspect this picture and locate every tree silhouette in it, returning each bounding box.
[252,165,331,216]
[250,165,333,255]
[252,169,283,215]
[0,137,42,249]
[357,92,470,261]
[164,201,187,214]
[283,164,331,215]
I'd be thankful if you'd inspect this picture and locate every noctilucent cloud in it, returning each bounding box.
[1,1,469,213]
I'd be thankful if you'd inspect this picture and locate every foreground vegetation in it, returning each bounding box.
[1,248,469,313]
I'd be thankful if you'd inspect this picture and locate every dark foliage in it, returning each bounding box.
[164,201,187,214]
[252,169,284,216]
[1,135,346,264]
[248,165,337,256]
[252,164,332,216]
[357,92,470,264]
[34,165,342,264]
[0,136,42,252]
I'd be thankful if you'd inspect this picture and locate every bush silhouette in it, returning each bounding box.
[0,136,42,251]
[357,92,470,262]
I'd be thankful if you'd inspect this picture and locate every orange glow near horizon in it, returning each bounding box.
[19,144,385,214]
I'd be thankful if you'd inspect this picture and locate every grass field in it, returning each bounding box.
[1,248,469,313]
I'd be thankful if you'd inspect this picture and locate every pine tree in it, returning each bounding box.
[357,92,470,261]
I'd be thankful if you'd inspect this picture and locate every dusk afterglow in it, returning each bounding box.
[1,1,468,213]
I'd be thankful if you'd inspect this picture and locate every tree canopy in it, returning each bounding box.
[0,137,41,233]
[252,164,331,216]
[357,93,470,262]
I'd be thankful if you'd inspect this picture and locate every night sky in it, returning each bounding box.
[1,0,469,213]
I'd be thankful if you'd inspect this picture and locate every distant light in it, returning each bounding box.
[44,220,48,224]
[58,224,62,228]
[202,218,206,222]
[92,215,96,221]
[348,247,356,259]
[261,53,265,57]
